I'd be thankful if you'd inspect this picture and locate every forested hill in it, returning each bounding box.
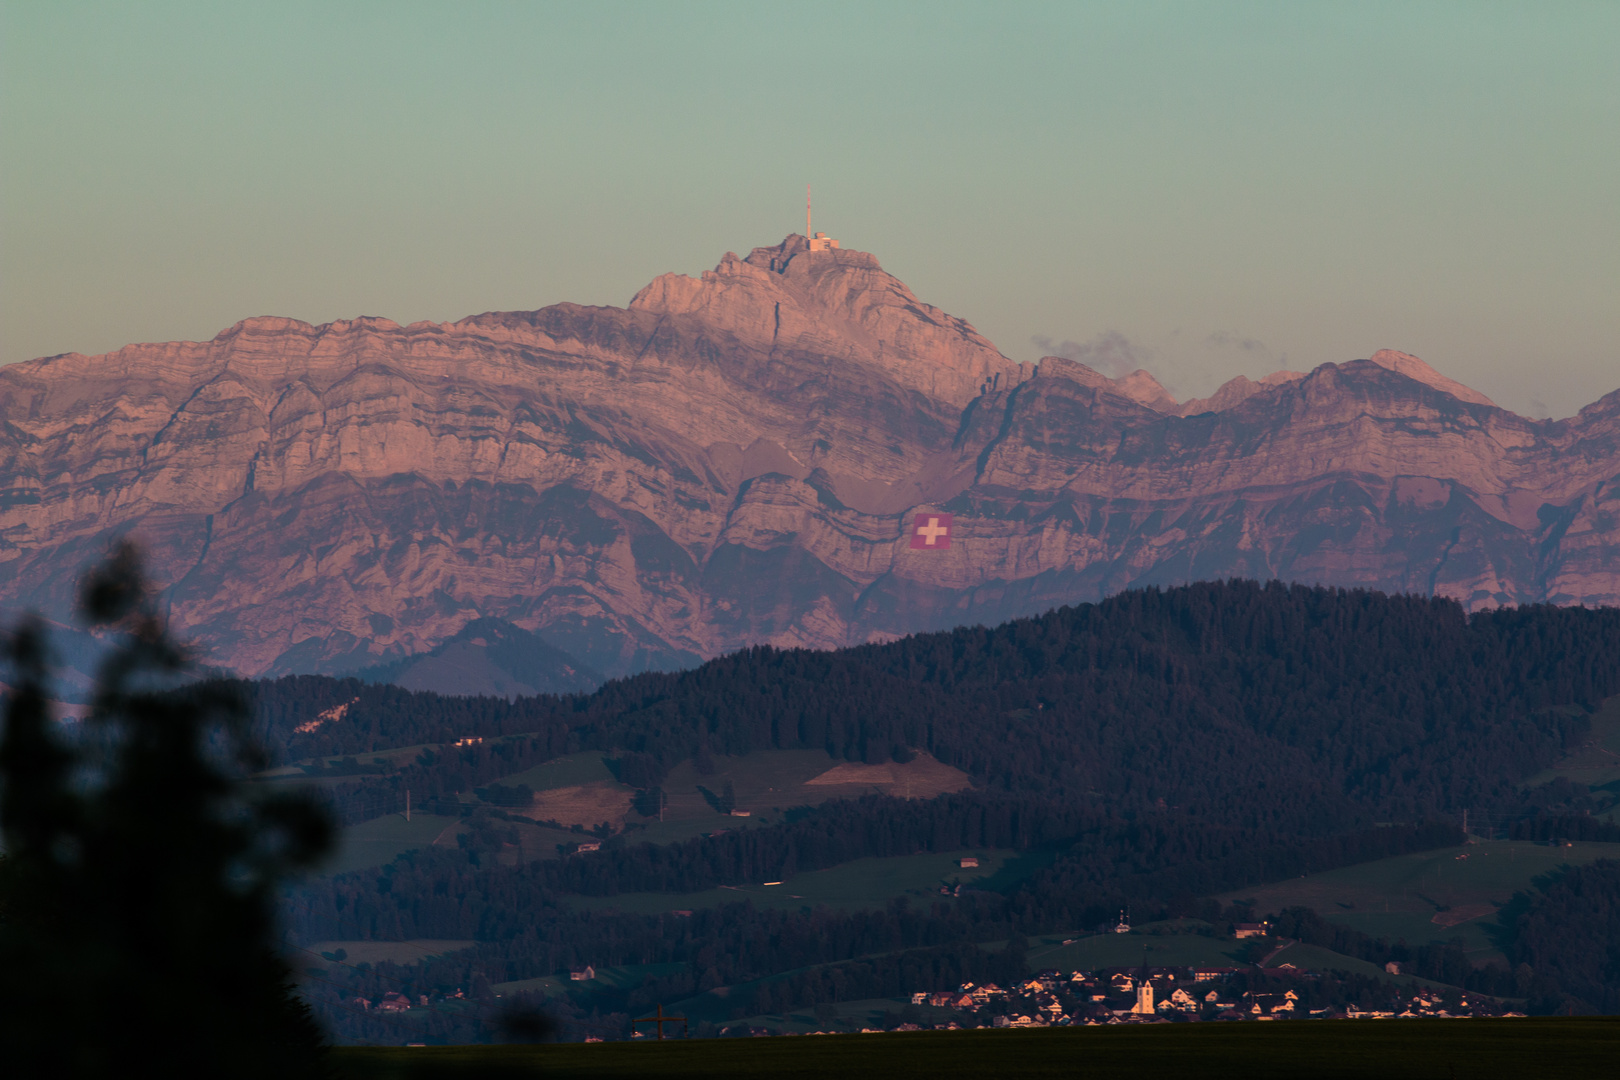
[249,581,1620,829]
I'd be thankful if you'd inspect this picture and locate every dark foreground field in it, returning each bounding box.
[332,1018,1618,1079]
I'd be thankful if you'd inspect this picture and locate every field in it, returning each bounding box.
[1217,839,1620,961]
[1025,928,1246,973]
[320,812,466,875]
[567,848,1021,916]
[493,962,688,999]
[1525,693,1620,804]
[327,1018,1620,1079]
[517,781,636,829]
[489,748,968,835]
[495,751,618,792]
[311,748,975,877]
[303,940,475,968]
[255,741,446,783]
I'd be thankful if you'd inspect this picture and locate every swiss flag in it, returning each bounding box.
[909,512,953,550]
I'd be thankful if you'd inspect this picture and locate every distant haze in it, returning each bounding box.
[3,2,1616,418]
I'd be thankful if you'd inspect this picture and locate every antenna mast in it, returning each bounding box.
[806,184,811,240]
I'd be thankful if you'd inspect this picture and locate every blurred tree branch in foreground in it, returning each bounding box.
[0,542,334,1074]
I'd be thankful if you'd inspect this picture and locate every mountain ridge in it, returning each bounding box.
[3,235,1617,682]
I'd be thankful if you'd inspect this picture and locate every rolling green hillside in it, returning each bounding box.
[1220,839,1620,962]
[262,583,1620,1043]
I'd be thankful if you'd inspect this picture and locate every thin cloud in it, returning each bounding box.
[1205,330,1267,353]
[1030,331,1152,380]
[1205,330,1290,373]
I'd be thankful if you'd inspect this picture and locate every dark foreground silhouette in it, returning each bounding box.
[0,545,334,1074]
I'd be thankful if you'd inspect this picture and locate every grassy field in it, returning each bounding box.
[712,994,925,1034]
[1525,693,1620,802]
[307,747,975,878]
[320,812,465,875]
[493,750,617,792]
[1216,839,1620,962]
[499,748,968,838]
[1026,929,1244,973]
[567,848,1021,916]
[328,1018,1620,1079]
[255,741,447,783]
[303,940,475,968]
[251,741,984,883]
[493,962,688,999]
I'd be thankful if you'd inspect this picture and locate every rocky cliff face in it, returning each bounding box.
[3,235,1617,682]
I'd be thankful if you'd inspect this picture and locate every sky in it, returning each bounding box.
[3,2,1617,417]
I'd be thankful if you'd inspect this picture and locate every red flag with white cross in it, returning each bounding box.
[909,512,953,550]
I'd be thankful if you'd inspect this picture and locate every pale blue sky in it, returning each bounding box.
[3,2,1616,416]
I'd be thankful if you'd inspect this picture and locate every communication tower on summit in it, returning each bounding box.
[806,185,839,252]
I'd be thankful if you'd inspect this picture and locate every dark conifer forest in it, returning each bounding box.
[250,581,1618,829]
[226,581,1620,1037]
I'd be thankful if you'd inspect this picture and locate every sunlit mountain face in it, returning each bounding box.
[4,235,1617,687]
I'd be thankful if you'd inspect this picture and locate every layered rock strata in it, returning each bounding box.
[3,235,1616,679]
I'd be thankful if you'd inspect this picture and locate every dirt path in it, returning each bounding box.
[1256,938,1297,966]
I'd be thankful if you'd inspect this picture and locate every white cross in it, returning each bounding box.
[916,516,948,545]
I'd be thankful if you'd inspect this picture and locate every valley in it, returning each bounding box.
[245,583,1620,1042]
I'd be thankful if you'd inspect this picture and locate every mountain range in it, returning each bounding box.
[3,234,1617,690]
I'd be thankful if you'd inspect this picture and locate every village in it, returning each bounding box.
[707,963,1524,1038]
[892,965,1521,1028]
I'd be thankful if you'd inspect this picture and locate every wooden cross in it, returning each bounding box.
[632,1003,688,1040]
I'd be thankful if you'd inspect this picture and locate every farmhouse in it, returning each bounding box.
[570,965,596,981]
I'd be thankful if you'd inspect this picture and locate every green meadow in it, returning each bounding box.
[308,746,976,877]
[1524,693,1620,801]
[304,940,475,968]
[567,849,1020,916]
[493,962,688,999]
[319,811,465,876]
[1218,839,1620,962]
[328,1018,1620,1079]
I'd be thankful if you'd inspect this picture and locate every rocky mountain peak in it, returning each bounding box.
[1034,357,1180,413]
[630,235,1024,406]
[1368,348,1497,408]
